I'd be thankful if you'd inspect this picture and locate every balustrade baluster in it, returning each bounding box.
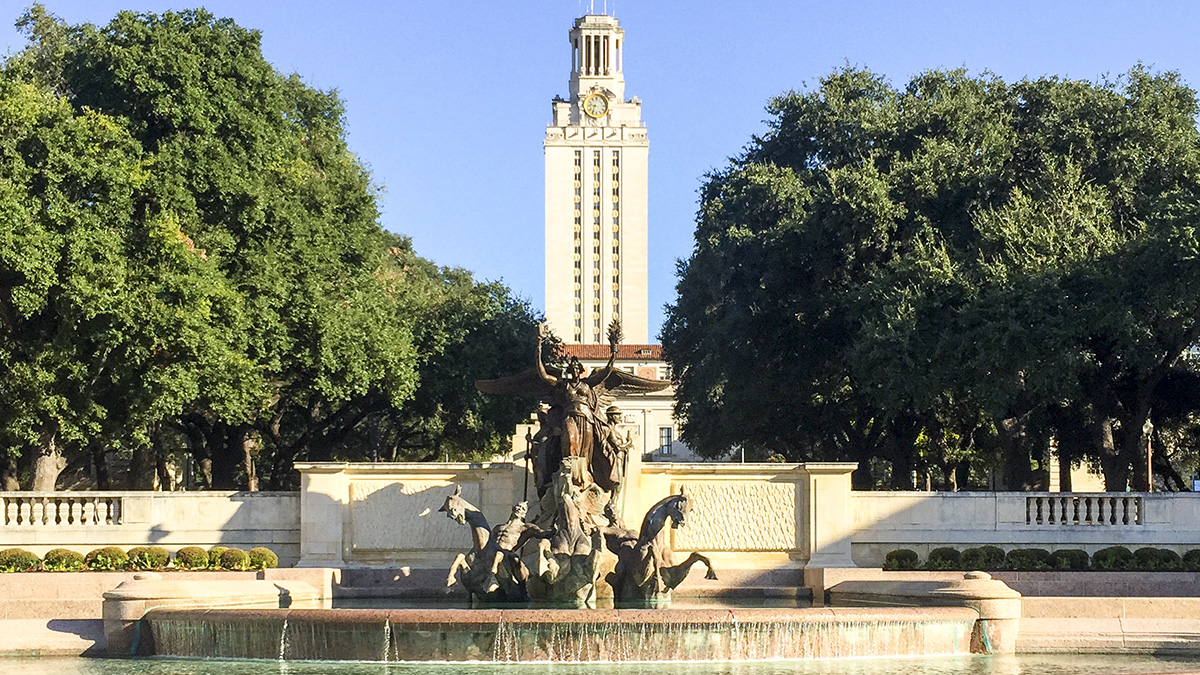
[31,500,44,525]
[18,501,30,526]
[83,500,95,525]
[97,500,110,525]
[69,500,82,525]
[4,501,14,526]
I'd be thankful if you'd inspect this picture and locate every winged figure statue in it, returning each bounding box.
[476,318,669,510]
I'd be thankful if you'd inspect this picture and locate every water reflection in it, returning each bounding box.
[4,654,1200,675]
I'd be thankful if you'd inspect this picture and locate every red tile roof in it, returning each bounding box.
[562,344,663,360]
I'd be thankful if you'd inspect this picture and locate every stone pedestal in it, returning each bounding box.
[827,571,1023,653]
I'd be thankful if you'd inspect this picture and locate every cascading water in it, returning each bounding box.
[145,607,976,663]
[278,618,288,660]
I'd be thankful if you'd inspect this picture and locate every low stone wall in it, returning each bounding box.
[850,491,1200,566]
[0,491,300,565]
[0,568,335,621]
[294,461,857,580]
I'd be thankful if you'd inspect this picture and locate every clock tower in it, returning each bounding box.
[545,14,649,345]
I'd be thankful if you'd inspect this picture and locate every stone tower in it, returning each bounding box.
[544,14,649,345]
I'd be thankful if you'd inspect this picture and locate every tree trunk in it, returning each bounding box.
[1058,453,1073,493]
[0,452,20,490]
[90,445,110,489]
[1096,417,1128,491]
[997,415,1035,491]
[128,446,156,490]
[954,460,970,492]
[242,430,258,492]
[31,423,65,491]
[209,422,240,489]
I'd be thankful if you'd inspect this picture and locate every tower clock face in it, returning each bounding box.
[583,93,610,119]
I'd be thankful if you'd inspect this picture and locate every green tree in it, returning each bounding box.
[665,66,1200,490]
[2,6,538,490]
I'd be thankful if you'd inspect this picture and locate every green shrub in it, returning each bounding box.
[961,545,1006,571]
[1183,549,1200,572]
[85,546,129,571]
[127,546,170,571]
[1050,549,1089,571]
[42,548,85,572]
[1134,547,1182,571]
[1092,546,1134,571]
[219,548,250,571]
[1004,548,1052,571]
[883,549,919,571]
[174,546,209,570]
[926,547,962,570]
[247,547,279,570]
[208,547,229,569]
[0,548,41,572]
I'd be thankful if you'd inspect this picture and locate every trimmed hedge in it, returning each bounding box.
[43,548,86,572]
[127,546,170,571]
[883,549,919,571]
[1184,549,1200,572]
[248,547,279,570]
[1092,546,1135,571]
[1050,549,1089,571]
[1004,548,1052,571]
[219,548,250,571]
[1134,547,1182,571]
[0,548,41,572]
[174,546,209,570]
[961,546,1006,571]
[926,547,962,571]
[85,546,129,571]
[208,547,229,569]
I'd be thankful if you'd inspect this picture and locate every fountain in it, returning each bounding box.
[105,320,1020,663]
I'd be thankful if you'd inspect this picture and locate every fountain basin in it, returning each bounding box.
[143,606,977,662]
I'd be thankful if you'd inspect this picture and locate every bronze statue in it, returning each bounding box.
[604,489,718,605]
[476,319,668,505]
[473,318,672,605]
[440,487,549,604]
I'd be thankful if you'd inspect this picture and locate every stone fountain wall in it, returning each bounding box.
[294,461,858,588]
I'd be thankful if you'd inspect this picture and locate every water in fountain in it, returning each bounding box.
[145,607,975,663]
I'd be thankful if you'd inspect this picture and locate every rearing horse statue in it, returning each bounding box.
[440,486,544,604]
[604,488,717,604]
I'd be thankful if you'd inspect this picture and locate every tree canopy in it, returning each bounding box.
[664,66,1200,490]
[0,5,538,490]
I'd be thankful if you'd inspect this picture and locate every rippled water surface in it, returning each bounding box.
[3,655,1200,675]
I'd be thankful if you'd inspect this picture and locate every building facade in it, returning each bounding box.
[544,14,649,346]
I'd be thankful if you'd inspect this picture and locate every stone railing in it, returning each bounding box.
[2,493,123,526]
[1025,493,1142,526]
[850,491,1200,567]
[0,491,301,565]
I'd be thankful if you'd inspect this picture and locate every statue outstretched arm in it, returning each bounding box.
[590,318,622,383]
[535,322,557,385]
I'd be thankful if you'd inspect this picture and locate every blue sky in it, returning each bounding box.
[6,1,1200,339]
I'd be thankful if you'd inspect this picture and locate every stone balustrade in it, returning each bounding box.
[3,493,123,526]
[851,491,1200,567]
[0,491,300,565]
[1025,493,1142,526]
